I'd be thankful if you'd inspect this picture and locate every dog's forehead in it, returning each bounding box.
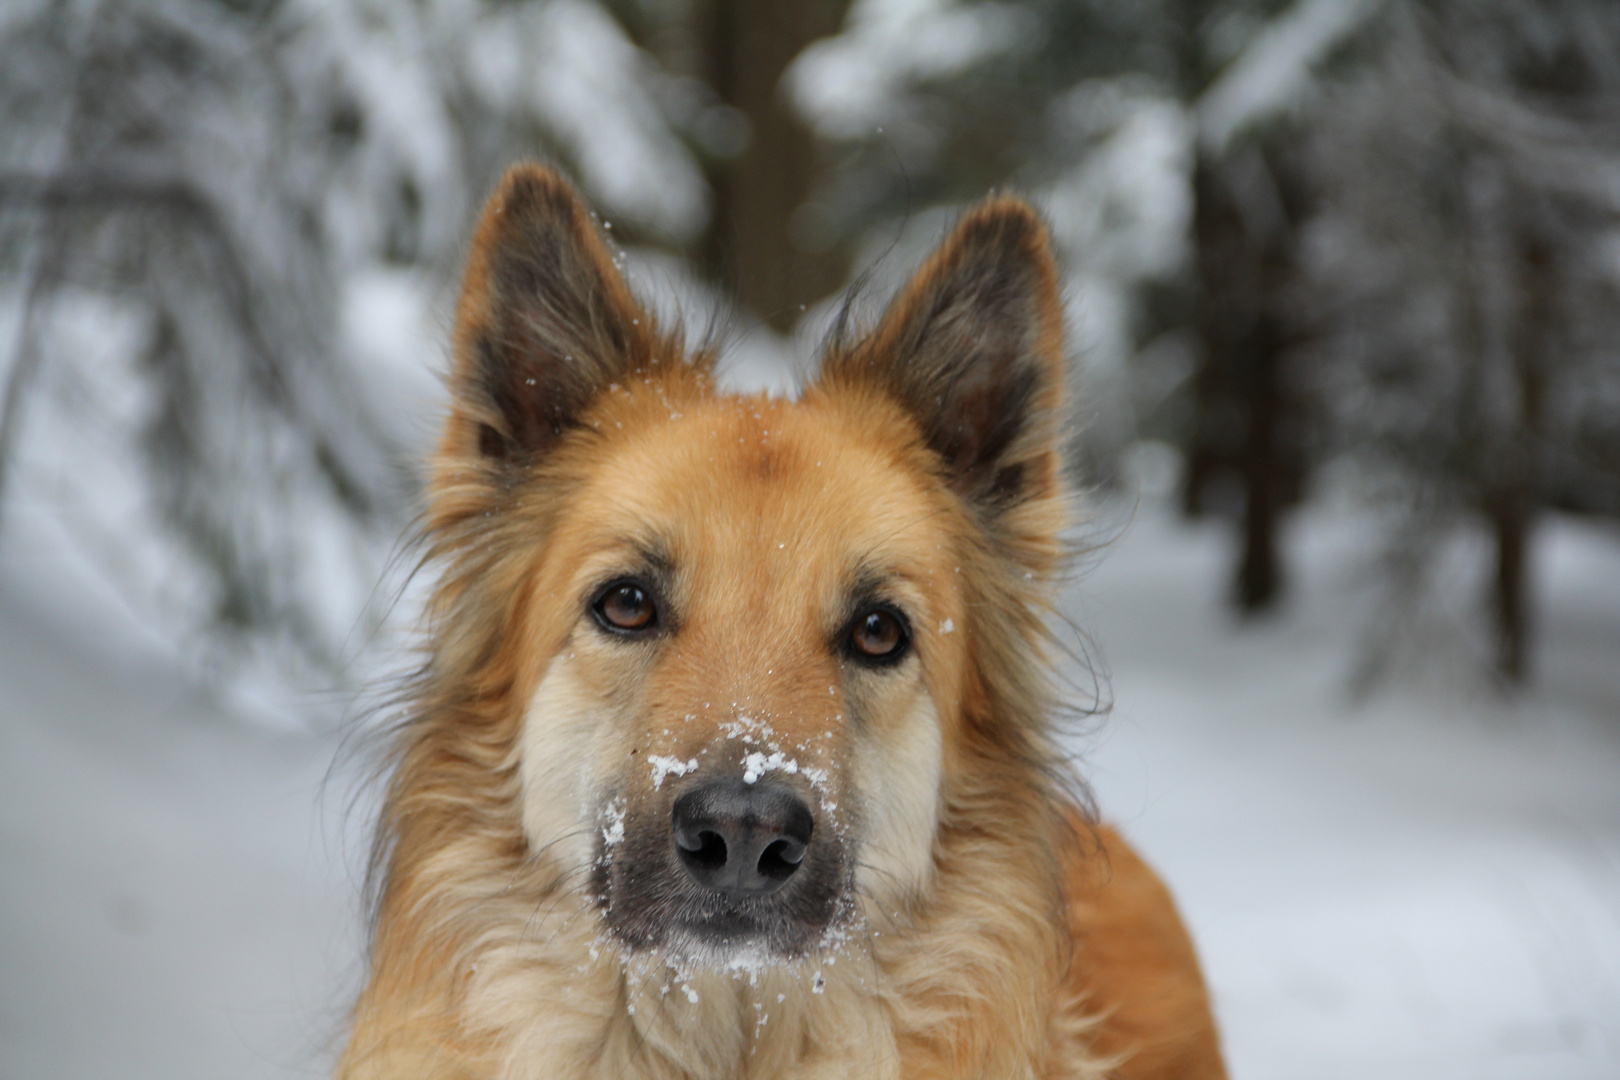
[580,389,947,576]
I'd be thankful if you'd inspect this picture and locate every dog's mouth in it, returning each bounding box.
[592,776,851,962]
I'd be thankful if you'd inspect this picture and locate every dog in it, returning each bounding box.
[338,164,1226,1080]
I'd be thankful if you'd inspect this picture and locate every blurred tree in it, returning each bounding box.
[613,0,853,330]
[1299,0,1620,682]
[0,0,402,686]
[0,0,709,700]
[1182,135,1313,611]
[792,0,1228,243]
[792,0,1620,685]
[6,0,1616,701]
[789,0,1319,605]
[694,0,853,329]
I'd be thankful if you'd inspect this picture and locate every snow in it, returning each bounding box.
[2,462,1618,1076]
[741,749,801,785]
[1067,493,1620,1079]
[0,581,365,1079]
[786,0,1034,141]
[647,754,699,790]
[601,799,626,846]
[522,0,709,242]
[1198,0,1381,154]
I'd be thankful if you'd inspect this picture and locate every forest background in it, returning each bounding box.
[2,2,1619,1077]
[7,0,1620,696]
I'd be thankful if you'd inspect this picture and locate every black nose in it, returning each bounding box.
[671,779,814,898]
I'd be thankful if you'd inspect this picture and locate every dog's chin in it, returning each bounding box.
[672,910,779,953]
[600,896,834,965]
[657,926,792,974]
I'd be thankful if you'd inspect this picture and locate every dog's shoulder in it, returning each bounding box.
[1061,817,1228,1080]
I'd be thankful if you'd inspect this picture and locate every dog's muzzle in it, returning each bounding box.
[594,771,848,961]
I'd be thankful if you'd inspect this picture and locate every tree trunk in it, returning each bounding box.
[1488,489,1531,681]
[696,0,850,331]
[1237,314,1283,611]
[1182,154,1227,521]
[1185,147,1302,611]
[1489,235,1552,683]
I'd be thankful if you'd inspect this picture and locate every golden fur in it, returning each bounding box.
[339,164,1226,1080]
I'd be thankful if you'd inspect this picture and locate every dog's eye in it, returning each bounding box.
[849,608,909,664]
[593,580,657,635]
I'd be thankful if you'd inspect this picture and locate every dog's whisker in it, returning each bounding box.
[521,865,596,948]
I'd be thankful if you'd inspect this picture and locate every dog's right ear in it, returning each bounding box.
[818,197,1067,521]
[441,164,658,466]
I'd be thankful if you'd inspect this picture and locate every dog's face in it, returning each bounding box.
[435,167,1065,968]
[521,390,966,960]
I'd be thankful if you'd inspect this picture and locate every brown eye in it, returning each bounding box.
[593,581,657,634]
[849,608,909,665]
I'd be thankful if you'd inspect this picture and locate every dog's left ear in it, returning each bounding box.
[819,197,1066,516]
[440,164,662,469]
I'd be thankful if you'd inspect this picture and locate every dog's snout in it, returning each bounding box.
[671,779,814,898]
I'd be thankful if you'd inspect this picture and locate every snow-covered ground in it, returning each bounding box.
[0,572,366,1079]
[2,488,1618,1078]
[1070,498,1620,1080]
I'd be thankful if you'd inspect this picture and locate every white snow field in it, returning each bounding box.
[1068,499,1620,1080]
[0,574,368,1080]
[2,493,1618,1079]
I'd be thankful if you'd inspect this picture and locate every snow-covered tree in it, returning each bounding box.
[786,0,1276,485]
[8,0,1615,703]
[1298,0,1620,681]
[0,0,709,711]
[790,0,1620,685]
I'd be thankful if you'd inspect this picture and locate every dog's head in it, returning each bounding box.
[428,166,1068,968]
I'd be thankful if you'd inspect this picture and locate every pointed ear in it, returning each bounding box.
[442,164,658,465]
[819,197,1067,515]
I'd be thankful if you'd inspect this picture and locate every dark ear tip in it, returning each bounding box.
[489,163,588,229]
[950,195,1054,264]
[963,193,1043,226]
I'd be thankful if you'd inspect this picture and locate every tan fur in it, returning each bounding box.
[339,165,1226,1080]
[1063,821,1227,1080]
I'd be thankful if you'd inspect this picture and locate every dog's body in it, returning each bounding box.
[339,165,1225,1080]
